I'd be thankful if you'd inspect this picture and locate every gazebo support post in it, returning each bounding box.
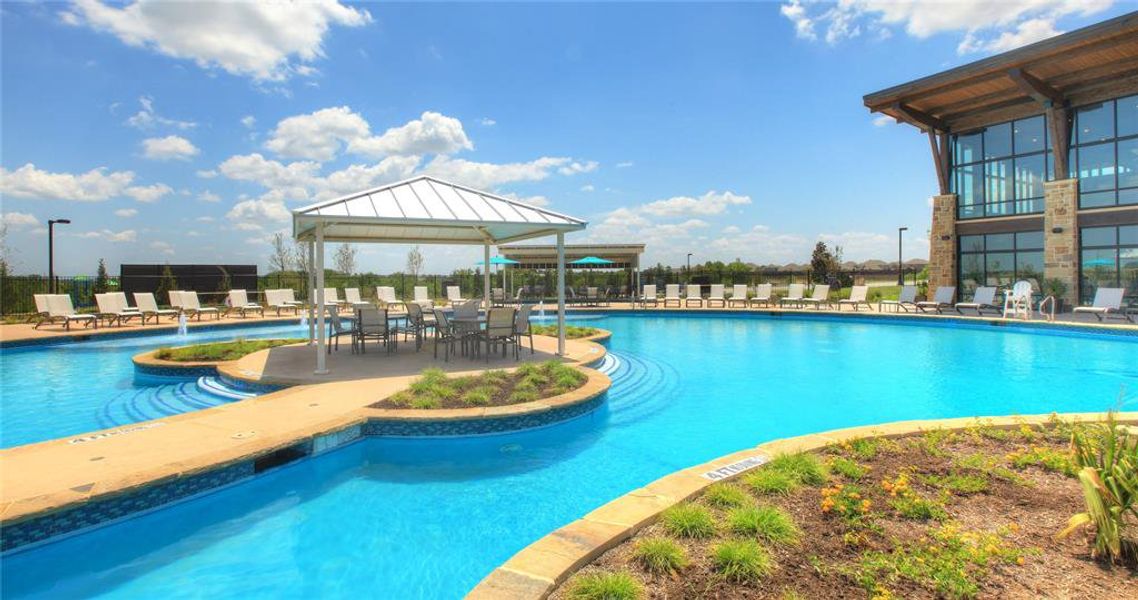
[556,233,566,356]
[307,241,315,343]
[314,223,328,375]
[483,244,491,309]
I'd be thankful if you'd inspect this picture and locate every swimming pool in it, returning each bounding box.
[2,314,1136,598]
[0,322,309,448]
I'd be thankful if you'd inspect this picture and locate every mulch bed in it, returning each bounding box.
[553,422,1138,599]
[369,361,588,410]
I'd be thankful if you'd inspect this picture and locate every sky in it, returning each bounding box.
[1,0,1132,276]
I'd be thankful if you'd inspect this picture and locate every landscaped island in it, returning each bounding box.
[531,324,604,339]
[154,338,306,362]
[553,417,1137,599]
[372,361,588,409]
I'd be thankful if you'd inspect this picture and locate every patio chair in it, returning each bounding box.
[324,307,355,353]
[799,284,831,310]
[446,286,466,305]
[585,287,599,307]
[512,287,525,307]
[404,302,436,350]
[492,287,507,307]
[264,289,300,316]
[482,307,519,361]
[838,285,871,311]
[750,283,773,307]
[227,289,264,318]
[878,285,918,312]
[779,283,806,308]
[431,307,460,361]
[134,292,178,323]
[344,287,370,308]
[916,286,956,314]
[45,294,97,331]
[29,294,51,326]
[95,293,142,327]
[1001,281,1033,319]
[179,291,220,320]
[707,284,726,308]
[356,307,394,353]
[685,284,703,307]
[728,284,748,308]
[514,303,535,354]
[954,286,999,315]
[640,284,658,308]
[375,286,405,311]
[663,284,681,307]
[1073,287,1132,322]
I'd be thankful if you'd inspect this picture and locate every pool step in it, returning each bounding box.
[601,350,679,427]
[196,376,257,401]
[98,378,258,429]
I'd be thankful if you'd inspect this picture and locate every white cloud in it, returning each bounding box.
[0,164,135,201]
[264,108,471,161]
[76,228,136,242]
[218,153,321,197]
[195,216,215,222]
[1,212,39,228]
[62,0,372,81]
[142,135,199,161]
[479,117,497,126]
[501,192,551,208]
[722,225,741,235]
[114,208,138,217]
[557,160,598,176]
[422,155,577,189]
[196,169,218,179]
[615,161,634,168]
[641,190,752,218]
[312,156,422,200]
[241,115,256,129]
[149,240,174,255]
[348,111,473,158]
[873,115,895,127]
[216,152,420,203]
[226,194,292,228]
[125,183,173,203]
[580,184,595,192]
[198,191,221,203]
[124,96,195,130]
[779,0,1112,55]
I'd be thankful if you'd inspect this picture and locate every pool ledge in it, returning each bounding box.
[467,411,1138,600]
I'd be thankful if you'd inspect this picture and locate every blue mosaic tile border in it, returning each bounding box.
[362,392,606,437]
[218,374,282,395]
[133,361,218,379]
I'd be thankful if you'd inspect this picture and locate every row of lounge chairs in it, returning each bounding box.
[638,283,873,311]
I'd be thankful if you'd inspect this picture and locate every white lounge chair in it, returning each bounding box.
[728,284,748,308]
[168,290,185,313]
[1002,281,1033,319]
[264,289,300,316]
[280,288,305,308]
[879,285,918,312]
[45,295,97,330]
[707,284,726,308]
[344,287,370,308]
[663,284,681,307]
[955,286,999,315]
[30,294,51,327]
[640,284,658,308]
[685,284,703,307]
[447,286,466,305]
[838,285,871,311]
[227,289,264,318]
[134,292,178,323]
[321,287,347,309]
[750,283,773,307]
[179,291,220,320]
[376,286,406,311]
[1073,287,1132,322]
[916,286,956,314]
[800,284,831,310]
[780,283,805,308]
[413,286,432,308]
[95,293,142,327]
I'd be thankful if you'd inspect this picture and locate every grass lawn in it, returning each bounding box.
[372,361,588,409]
[531,324,604,339]
[153,338,306,362]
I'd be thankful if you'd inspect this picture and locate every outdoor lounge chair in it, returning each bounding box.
[264,289,300,316]
[227,289,264,318]
[707,284,727,308]
[779,283,805,308]
[134,292,178,323]
[376,286,405,311]
[321,288,347,310]
[178,291,220,320]
[640,284,658,307]
[344,287,370,308]
[878,285,918,312]
[95,293,142,327]
[446,286,466,305]
[413,286,432,308]
[916,286,956,314]
[728,284,748,307]
[280,288,305,308]
[663,284,681,307]
[168,290,185,313]
[800,284,831,310]
[685,284,703,307]
[838,285,871,311]
[1002,281,1033,319]
[954,286,999,315]
[750,283,773,307]
[30,294,51,327]
[45,294,97,330]
[1073,287,1132,322]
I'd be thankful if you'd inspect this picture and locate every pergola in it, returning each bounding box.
[292,175,587,374]
[498,243,646,295]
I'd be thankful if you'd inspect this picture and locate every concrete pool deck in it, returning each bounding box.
[0,313,306,344]
[0,334,606,530]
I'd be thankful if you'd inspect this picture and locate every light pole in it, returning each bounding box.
[48,218,71,293]
[686,253,693,284]
[897,227,908,286]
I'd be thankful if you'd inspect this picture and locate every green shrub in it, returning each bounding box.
[388,390,414,407]
[461,388,492,406]
[711,539,772,582]
[1006,446,1077,477]
[829,457,869,481]
[509,389,539,404]
[632,537,688,575]
[769,452,828,486]
[744,469,798,495]
[727,505,800,545]
[410,396,440,409]
[889,493,948,521]
[919,472,990,495]
[704,483,750,508]
[565,571,643,600]
[661,503,716,539]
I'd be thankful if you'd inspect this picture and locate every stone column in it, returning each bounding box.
[928,194,958,294]
[1043,178,1080,307]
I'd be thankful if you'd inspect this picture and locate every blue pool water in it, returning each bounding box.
[0,322,309,448]
[2,314,1136,598]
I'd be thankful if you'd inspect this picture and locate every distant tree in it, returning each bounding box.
[155,264,178,304]
[406,246,424,282]
[94,259,109,293]
[269,232,293,274]
[725,258,751,283]
[216,266,232,292]
[0,222,11,277]
[292,240,312,274]
[334,243,358,275]
[810,242,851,287]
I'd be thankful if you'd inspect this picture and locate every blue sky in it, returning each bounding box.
[1,1,1131,275]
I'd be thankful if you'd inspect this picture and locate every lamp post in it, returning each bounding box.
[686,253,693,284]
[896,227,908,286]
[48,218,71,293]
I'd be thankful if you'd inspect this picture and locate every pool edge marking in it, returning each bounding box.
[700,454,769,480]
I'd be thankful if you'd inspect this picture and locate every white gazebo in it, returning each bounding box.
[292,175,587,374]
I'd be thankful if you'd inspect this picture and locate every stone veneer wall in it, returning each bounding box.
[928,194,958,296]
[1043,179,1080,307]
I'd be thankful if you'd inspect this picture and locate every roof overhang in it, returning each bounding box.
[864,12,1138,133]
[499,243,646,268]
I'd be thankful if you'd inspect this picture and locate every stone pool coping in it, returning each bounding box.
[0,314,308,347]
[467,411,1138,600]
[0,335,608,537]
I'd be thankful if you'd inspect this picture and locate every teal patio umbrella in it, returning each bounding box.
[570,256,615,287]
[475,256,521,292]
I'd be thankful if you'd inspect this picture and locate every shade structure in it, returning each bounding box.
[570,256,615,266]
[475,256,521,266]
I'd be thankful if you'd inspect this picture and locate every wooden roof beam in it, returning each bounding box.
[1007,67,1064,106]
[891,102,950,133]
